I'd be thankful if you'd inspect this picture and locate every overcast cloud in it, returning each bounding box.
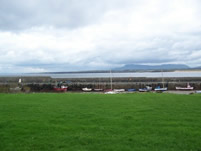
[0,0,201,73]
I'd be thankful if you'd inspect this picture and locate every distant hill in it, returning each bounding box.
[192,66,201,69]
[114,64,190,71]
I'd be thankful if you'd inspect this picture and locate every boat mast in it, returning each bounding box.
[110,70,113,90]
[161,70,164,88]
[98,78,100,89]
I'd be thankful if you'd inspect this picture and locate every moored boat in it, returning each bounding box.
[113,89,125,92]
[54,85,68,92]
[105,90,117,94]
[82,88,92,92]
[139,88,148,92]
[139,86,152,92]
[154,86,167,91]
[127,89,136,92]
[155,70,167,92]
[146,86,152,91]
[94,88,103,91]
[176,83,194,90]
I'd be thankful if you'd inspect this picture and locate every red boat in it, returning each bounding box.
[53,86,68,92]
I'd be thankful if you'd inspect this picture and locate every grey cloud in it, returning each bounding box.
[0,0,135,31]
[1,0,201,72]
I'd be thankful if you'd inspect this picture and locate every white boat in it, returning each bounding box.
[105,91,117,94]
[139,88,148,92]
[176,83,194,90]
[154,86,168,91]
[155,70,167,92]
[146,86,152,91]
[82,88,92,91]
[139,86,152,92]
[10,87,22,91]
[196,91,201,94]
[105,70,117,94]
[94,78,103,91]
[113,89,125,92]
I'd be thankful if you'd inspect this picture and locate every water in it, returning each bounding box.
[1,71,201,78]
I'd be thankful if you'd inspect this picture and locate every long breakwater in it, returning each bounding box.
[0,76,201,92]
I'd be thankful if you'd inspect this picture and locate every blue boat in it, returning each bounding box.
[127,89,136,92]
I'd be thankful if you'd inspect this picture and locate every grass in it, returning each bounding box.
[0,93,201,151]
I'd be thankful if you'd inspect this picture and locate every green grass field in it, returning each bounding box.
[0,93,201,151]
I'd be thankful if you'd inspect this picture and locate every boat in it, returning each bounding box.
[10,87,22,91]
[105,89,117,94]
[105,70,117,94]
[94,78,103,91]
[195,91,201,94]
[105,91,117,94]
[139,86,152,92]
[155,70,167,92]
[82,88,92,92]
[176,83,194,90]
[127,89,136,92]
[146,86,152,91]
[54,85,68,92]
[139,88,148,92]
[154,86,167,91]
[113,89,125,92]
[94,88,103,91]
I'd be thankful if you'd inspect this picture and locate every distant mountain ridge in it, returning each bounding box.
[114,64,190,71]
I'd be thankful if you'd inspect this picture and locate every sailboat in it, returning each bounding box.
[176,83,194,90]
[53,81,68,92]
[105,70,117,94]
[154,70,167,92]
[139,86,152,92]
[94,78,103,91]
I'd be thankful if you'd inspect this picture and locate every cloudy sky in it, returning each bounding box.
[0,0,201,73]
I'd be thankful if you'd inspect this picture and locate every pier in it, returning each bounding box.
[0,76,201,92]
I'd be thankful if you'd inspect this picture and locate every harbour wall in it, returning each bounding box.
[0,76,201,92]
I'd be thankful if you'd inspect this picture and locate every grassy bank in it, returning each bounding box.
[0,93,201,151]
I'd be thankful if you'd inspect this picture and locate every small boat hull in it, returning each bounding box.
[139,86,152,92]
[127,89,136,92]
[54,87,67,92]
[82,88,92,92]
[154,87,167,91]
[146,86,152,91]
[139,88,148,92]
[113,89,125,92]
[176,87,194,90]
[94,89,103,91]
[176,83,194,91]
[105,91,117,94]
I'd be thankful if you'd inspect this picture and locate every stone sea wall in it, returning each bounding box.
[0,76,201,92]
